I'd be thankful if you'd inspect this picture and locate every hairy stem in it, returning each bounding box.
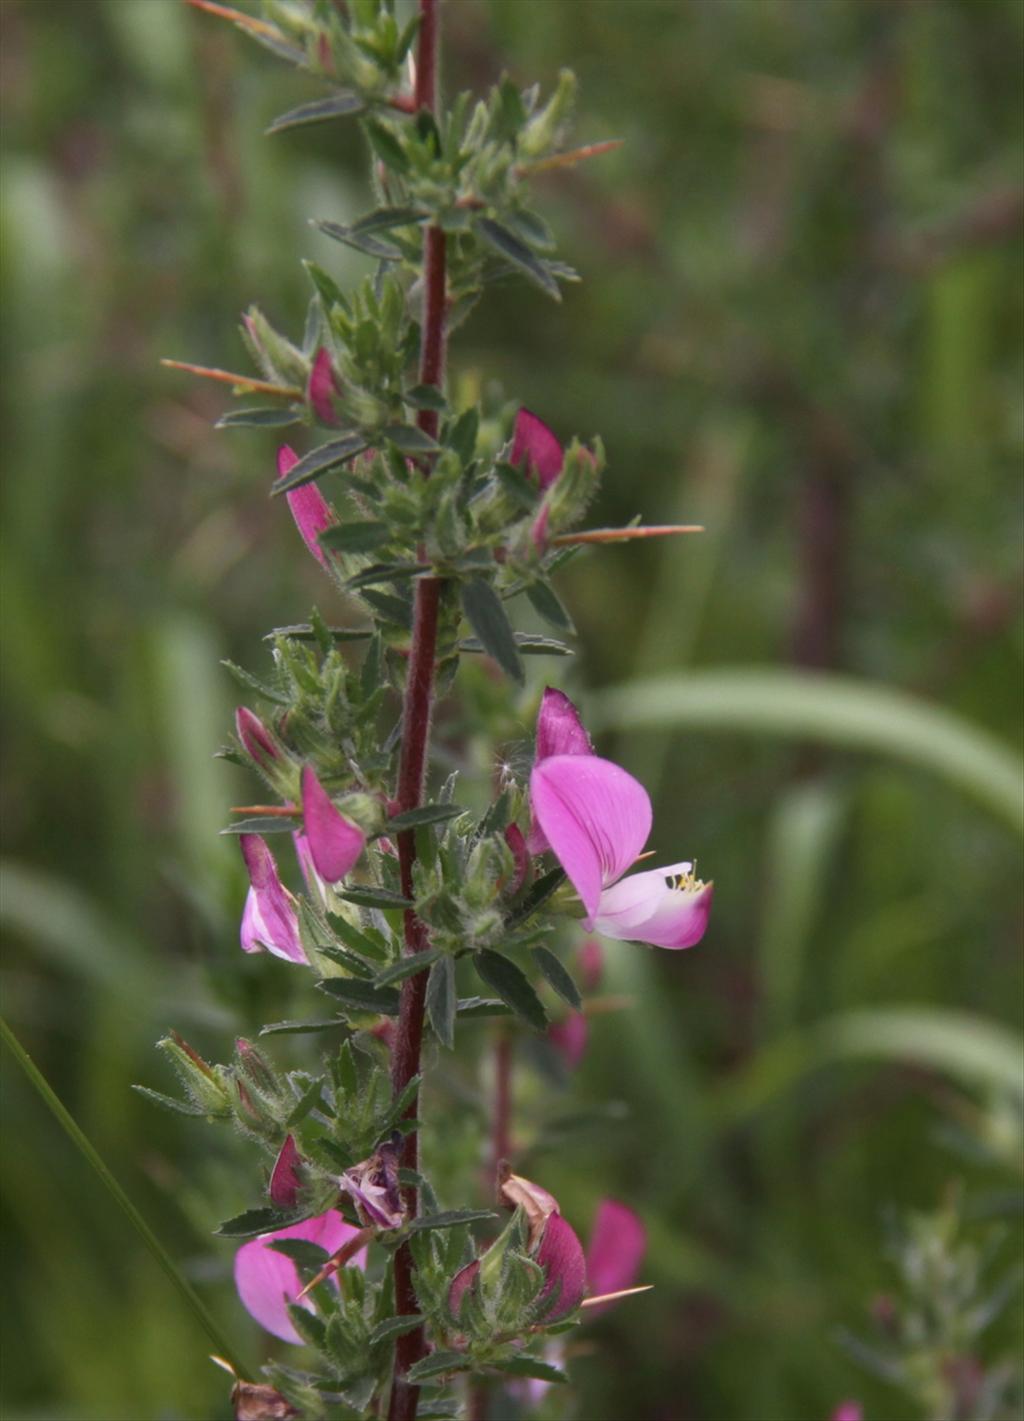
[388,3,445,1418]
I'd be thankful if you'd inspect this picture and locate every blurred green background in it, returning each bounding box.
[2,1,1022,1418]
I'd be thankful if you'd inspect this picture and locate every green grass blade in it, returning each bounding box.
[1,1016,250,1379]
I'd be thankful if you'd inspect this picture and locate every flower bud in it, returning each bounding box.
[519,69,577,158]
[269,1134,303,1210]
[307,346,341,426]
[511,408,563,490]
[276,446,337,568]
[300,766,366,884]
[235,706,279,766]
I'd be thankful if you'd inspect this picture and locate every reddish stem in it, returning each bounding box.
[388,5,445,1420]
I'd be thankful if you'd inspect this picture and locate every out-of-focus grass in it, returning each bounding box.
[1,1,1021,1418]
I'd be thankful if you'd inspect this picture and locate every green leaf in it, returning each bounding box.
[530,947,582,1009]
[286,1075,327,1128]
[222,660,289,705]
[259,1019,343,1037]
[375,949,442,987]
[369,1314,426,1347]
[131,1085,205,1117]
[381,423,440,454]
[524,579,575,632]
[426,956,456,1049]
[315,218,404,262]
[266,91,365,135]
[461,633,572,657]
[216,1206,306,1238]
[446,407,479,465]
[360,589,413,628]
[271,434,368,494]
[345,561,424,592]
[591,668,1024,833]
[456,996,512,1018]
[410,1209,498,1232]
[351,206,428,235]
[363,118,411,173]
[387,804,462,832]
[508,866,566,925]
[317,978,402,1015]
[319,521,392,554]
[220,816,301,835]
[474,950,547,1030]
[327,913,391,962]
[303,260,348,311]
[406,1350,467,1382]
[495,1356,569,1384]
[494,460,540,511]
[266,623,374,643]
[215,407,302,429]
[461,579,523,684]
[404,384,448,411]
[266,1238,330,1271]
[477,217,561,300]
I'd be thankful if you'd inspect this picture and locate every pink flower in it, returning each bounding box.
[240,835,306,964]
[269,1135,303,1210]
[511,408,564,490]
[585,1199,646,1312]
[530,752,712,951]
[527,687,594,855]
[234,1210,366,1344]
[548,1013,588,1070]
[300,766,365,884]
[830,1406,863,1421]
[307,347,340,426]
[277,445,337,567]
[235,706,279,765]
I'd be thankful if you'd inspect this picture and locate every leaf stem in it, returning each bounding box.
[388,4,446,1419]
[0,1016,249,1379]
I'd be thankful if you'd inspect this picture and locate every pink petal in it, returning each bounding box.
[269,1135,302,1209]
[530,755,652,921]
[830,1406,863,1421]
[535,688,593,763]
[307,347,340,426]
[548,1013,588,1071]
[594,862,713,950]
[586,1199,646,1309]
[448,1259,480,1320]
[239,835,306,964]
[277,445,336,567]
[236,706,278,764]
[234,1211,366,1344]
[511,408,563,489]
[300,766,365,883]
[536,1213,587,1320]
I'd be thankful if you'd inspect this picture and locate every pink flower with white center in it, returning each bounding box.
[234,1210,366,1344]
[300,766,365,884]
[307,346,341,426]
[530,728,712,950]
[239,834,306,965]
[276,445,337,567]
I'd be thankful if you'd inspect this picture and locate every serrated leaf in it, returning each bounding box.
[456,996,512,1018]
[474,950,547,1030]
[495,1356,569,1384]
[426,956,456,1049]
[410,1210,498,1232]
[215,406,302,429]
[319,521,392,554]
[216,1206,306,1238]
[477,217,561,300]
[315,218,404,261]
[381,423,440,454]
[131,1085,205,1117]
[386,804,461,832]
[530,946,582,1009]
[461,579,523,684]
[259,1019,343,1036]
[404,384,447,411]
[266,91,365,135]
[220,816,301,835]
[369,1314,426,1347]
[271,434,368,494]
[406,1349,468,1382]
[508,866,566,925]
[525,579,575,632]
[317,978,402,1014]
[375,948,442,987]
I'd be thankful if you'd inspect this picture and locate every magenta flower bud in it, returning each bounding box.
[511,408,564,489]
[269,1134,303,1210]
[235,706,278,765]
[307,346,341,426]
[276,445,337,567]
[578,938,605,992]
[830,1406,863,1421]
[535,1212,588,1320]
[300,766,365,884]
[504,823,530,894]
[527,687,594,855]
[234,1210,367,1343]
[239,834,306,964]
[585,1199,646,1312]
[548,1012,588,1070]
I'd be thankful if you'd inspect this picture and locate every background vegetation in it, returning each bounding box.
[2,2,1021,1418]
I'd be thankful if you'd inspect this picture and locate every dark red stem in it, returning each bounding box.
[388,5,445,1420]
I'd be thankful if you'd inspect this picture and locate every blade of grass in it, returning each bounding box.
[0,1016,250,1379]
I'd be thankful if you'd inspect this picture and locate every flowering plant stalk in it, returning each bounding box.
[155,3,710,1418]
